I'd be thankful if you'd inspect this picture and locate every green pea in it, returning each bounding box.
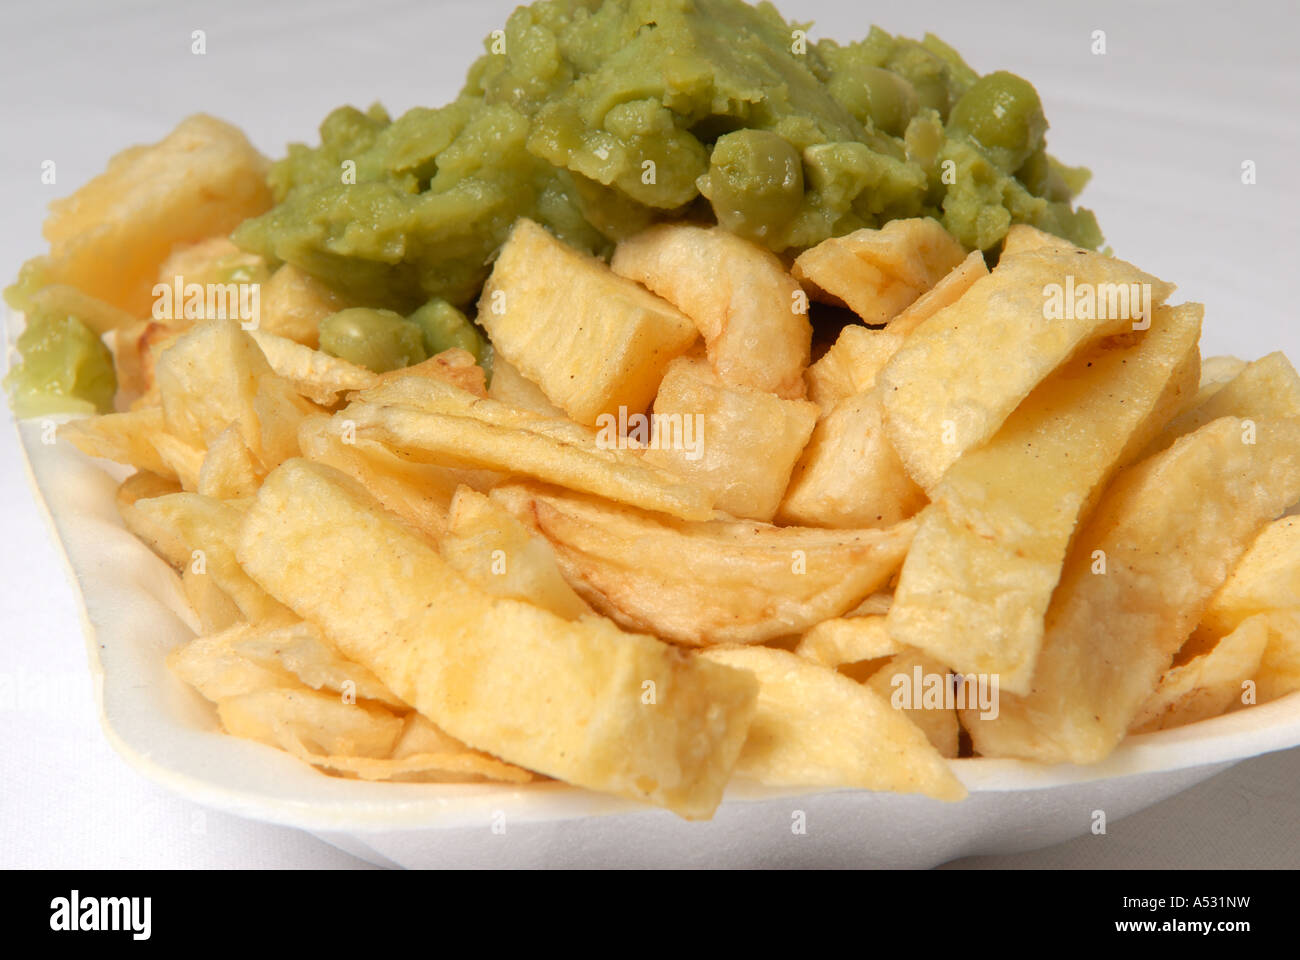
[948,71,1047,173]
[697,129,804,243]
[407,298,487,362]
[318,307,426,373]
[860,67,919,137]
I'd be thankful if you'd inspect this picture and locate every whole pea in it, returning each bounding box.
[860,67,920,137]
[947,71,1047,173]
[318,307,427,373]
[407,298,487,362]
[697,129,804,243]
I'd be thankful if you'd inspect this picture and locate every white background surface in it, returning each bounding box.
[1,0,1297,868]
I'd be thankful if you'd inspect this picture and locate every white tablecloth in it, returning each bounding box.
[2,0,1297,868]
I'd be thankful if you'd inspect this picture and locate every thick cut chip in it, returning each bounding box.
[864,648,962,759]
[41,114,272,315]
[965,417,1300,764]
[496,484,914,646]
[342,390,714,521]
[611,224,811,398]
[170,619,405,708]
[297,412,496,540]
[181,567,242,634]
[795,614,899,669]
[889,304,1203,694]
[1129,616,1269,733]
[791,218,967,325]
[880,237,1175,489]
[156,319,317,469]
[777,390,926,529]
[117,470,181,511]
[197,425,265,500]
[249,330,376,405]
[217,687,405,759]
[60,407,175,479]
[258,263,353,347]
[1200,517,1300,637]
[697,646,964,800]
[999,223,1078,258]
[1255,610,1300,704]
[640,354,817,521]
[488,355,567,417]
[477,219,698,425]
[889,249,989,337]
[361,349,486,400]
[237,460,758,819]
[1199,355,1248,392]
[443,487,593,620]
[131,492,292,623]
[150,432,205,491]
[1142,351,1300,457]
[113,319,181,404]
[805,326,905,413]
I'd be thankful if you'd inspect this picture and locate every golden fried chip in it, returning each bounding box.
[41,114,272,314]
[131,492,292,622]
[888,304,1202,693]
[1201,517,1300,636]
[777,390,926,529]
[640,354,818,521]
[864,648,962,759]
[59,407,174,478]
[792,218,967,325]
[442,487,593,620]
[249,329,376,405]
[478,219,698,425]
[181,567,243,634]
[889,249,988,337]
[196,424,265,500]
[965,417,1300,764]
[496,484,913,645]
[880,237,1175,489]
[804,326,905,413]
[1129,615,1269,733]
[611,223,811,398]
[697,646,965,800]
[343,391,714,521]
[795,614,899,669]
[217,687,404,759]
[237,460,758,819]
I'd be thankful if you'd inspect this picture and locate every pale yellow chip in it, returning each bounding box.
[131,492,292,623]
[1129,615,1270,733]
[888,248,989,337]
[1201,517,1300,636]
[864,648,962,759]
[488,355,567,418]
[640,354,817,522]
[697,646,964,800]
[792,218,967,325]
[181,566,243,634]
[156,318,317,469]
[443,487,593,620]
[1143,351,1300,457]
[795,614,899,669]
[611,223,811,399]
[1256,610,1300,704]
[217,687,405,760]
[315,714,535,784]
[258,263,353,347]
[249,329,376,405]
[342,390,714,522]
[777,389,926,529]
[237,459,758,820]
[495,483,913,646]
[965,417,1300,764]
[879,236,1175,489]
[888,304,1202,694]
[805,327,905,413]
[41,114,272,315]
[196,424,265,500]
[59,407,174,478]
[478,219,699,425]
